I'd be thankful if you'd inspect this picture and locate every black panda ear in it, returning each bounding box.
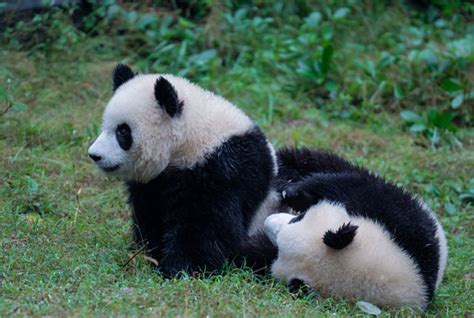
[323,222,358,250]
[112,64,135,91]
[154,76,183,117]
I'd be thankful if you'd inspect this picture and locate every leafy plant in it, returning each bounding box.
[400,109,462,147]
[0,79,27,117]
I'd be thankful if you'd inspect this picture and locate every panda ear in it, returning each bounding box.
[323,222,358,250]
[154,76,183,117]
[112,63,135,91]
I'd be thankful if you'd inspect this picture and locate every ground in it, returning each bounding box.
[0,1,473,316]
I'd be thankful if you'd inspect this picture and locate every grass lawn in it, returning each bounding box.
[1,1,473,316]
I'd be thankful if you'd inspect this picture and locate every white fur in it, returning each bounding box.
[245,142,281,236]
[89,74,254,183]
[266,201,428,310]
[434,221,448,288]
[264,212,294,245]
[248,190,283,236]
[418,200,448,288]
[267,141,278,176]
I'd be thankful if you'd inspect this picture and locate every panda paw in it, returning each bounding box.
[281,184,314,212]
[288,278,312,297]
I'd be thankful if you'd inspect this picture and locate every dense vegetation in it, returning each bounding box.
[1,1,472,316]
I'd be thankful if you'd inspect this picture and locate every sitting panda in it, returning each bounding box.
[262,149,447,310]
[88,64,278,276]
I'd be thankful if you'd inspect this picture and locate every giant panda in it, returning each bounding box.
[238,147,370,272]
[262,150,448,310]
[88,64,278,277]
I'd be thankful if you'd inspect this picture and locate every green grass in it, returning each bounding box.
[1,1,473,316]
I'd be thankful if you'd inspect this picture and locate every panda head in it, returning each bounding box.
[264,202,358,288]
[88,64,185,183]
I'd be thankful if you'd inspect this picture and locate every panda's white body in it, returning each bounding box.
[266,202,428,309]
[262,153,448,310]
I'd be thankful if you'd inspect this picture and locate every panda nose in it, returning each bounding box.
[89,153,102,162]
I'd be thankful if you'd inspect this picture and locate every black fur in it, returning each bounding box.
[113,64,135,91]
[288,278,311,296]
[322,222,358,250]
[289,213,305,224]
[275,147,366,197]
[154,77,184,117]
[280,164,441,301]
[127,127,274,277]
[237,231,278,274]
[238,147,368,274]
[116,123,132,151]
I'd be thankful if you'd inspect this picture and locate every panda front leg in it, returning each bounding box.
[281,171,363,212]
[158,215,245,277]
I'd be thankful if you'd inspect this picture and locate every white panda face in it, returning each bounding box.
[264,213,295,246]
[266,202,428,309]
[87,121,133,175]
[88,65,185,183]
[264,202,351,284]
[265,201,350,254]
[89,63,256,183]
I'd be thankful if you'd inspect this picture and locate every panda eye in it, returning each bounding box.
[116,124,130,136]
[289,213,305,224]
[116,123,133,150]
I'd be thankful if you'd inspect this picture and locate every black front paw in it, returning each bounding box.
[281,184,314,212]
[288,278,311,297]
[158,262,192,279]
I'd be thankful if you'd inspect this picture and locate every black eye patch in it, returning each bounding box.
[289,213,305,224]
[116,123,133,151]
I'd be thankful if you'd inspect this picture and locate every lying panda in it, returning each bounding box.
[263,149,447,310]
[88,64,278,276]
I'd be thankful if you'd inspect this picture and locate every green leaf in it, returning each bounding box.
[137,14,158,30]
[393,84,404,100]
[13,103,27,111]
[322,26,333,40]
[191,49,217,66]
[0,85,7,101]
[400,111,422,123]
[428,111,455,131]
[467,90,474,99]
[178,17,194,28]
[333,7,350,20]
[444,202,457,215]
[305,12,322,28]
[429,127,440,146]
[106,4,121,18]
[126,11,138,24]
[26,177,38,194]
[410,123,427,133]
[418,49,438,65]
[441,78,463,93]
[451,94,464,109]
[320,44,334,75]
[356,301,381,315]
[325,81,338,94]
[460,187,474,202]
